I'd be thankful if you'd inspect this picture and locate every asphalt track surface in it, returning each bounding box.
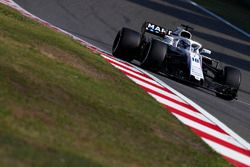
[14,0,250,143]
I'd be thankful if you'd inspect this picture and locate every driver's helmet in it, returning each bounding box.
[191,44,199,53]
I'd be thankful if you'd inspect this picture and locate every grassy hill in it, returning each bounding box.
[0,4,230,167]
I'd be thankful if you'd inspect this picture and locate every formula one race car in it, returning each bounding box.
[112,22,241,99]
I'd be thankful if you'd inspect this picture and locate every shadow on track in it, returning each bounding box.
[126,0,249,40]
[208,51,250,71]
[194,31,250,56]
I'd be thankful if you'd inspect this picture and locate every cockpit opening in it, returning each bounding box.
[180,31,191,39]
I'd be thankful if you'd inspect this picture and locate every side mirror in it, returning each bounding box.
[200,48,211,54]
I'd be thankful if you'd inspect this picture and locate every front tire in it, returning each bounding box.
[112,28,141,62]
[224,66,241,89]
[216,66,241,99]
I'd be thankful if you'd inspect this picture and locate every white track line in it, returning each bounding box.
[203,139,250,166]
[173,113,247,150]
[128,76,188,104]
[133,66,250,150]
[102,54,143,74]
[111,64,164,87]
[188,0,250,38]
[150,93,214,124]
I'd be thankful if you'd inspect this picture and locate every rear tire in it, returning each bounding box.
[112,28,141,62]
[141,39,167,71]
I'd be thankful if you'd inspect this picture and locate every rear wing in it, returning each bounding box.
[141,22,170,38]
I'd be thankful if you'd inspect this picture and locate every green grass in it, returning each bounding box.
[0,4,231,167]
[194,0,250,32]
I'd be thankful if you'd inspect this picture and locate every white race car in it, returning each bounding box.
[112,22,241,99]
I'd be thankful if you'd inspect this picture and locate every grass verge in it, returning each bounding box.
[193,0,250,32]
[0,4,231,167]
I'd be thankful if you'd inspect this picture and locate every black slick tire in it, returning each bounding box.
[141,39,167,71]
[112,28,141,62]
[224,66,241,89]
[216,66,241,99]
